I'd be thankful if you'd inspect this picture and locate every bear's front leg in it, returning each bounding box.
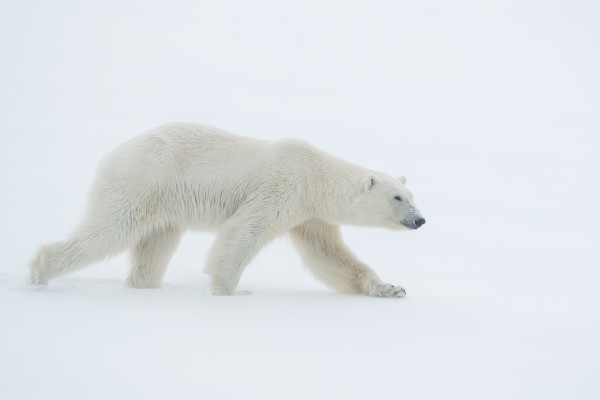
[205,227,261,295]
[204,211,276,296]
[290,219,407,297]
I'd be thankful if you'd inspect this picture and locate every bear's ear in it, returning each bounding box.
[364,175,376,191]
[398,176,407,185]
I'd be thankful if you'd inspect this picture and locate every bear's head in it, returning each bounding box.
[345,173,426,230]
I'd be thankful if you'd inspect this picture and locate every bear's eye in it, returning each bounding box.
[394,195,402,201]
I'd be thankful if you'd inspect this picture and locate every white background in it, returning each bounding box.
[1,1,599,399]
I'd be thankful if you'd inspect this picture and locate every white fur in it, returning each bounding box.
[30,123,425,297]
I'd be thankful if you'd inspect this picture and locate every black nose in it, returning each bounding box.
[415,218,426,228]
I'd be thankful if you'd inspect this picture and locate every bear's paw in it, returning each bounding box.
[370,283,406,298]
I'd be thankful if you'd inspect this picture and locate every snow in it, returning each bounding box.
[1,0,599,399]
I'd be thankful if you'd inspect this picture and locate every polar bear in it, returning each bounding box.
[30,123,425,297]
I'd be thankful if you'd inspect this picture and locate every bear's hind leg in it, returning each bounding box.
[126,227,182,289]
[30,221,136,285]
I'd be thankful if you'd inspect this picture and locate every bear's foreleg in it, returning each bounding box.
[290,219,406,297]
[203,201,280,295]
[204,225,269,295]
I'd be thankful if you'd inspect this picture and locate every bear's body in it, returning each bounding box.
[30,123,425,296]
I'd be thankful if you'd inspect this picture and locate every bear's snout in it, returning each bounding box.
[402,217,426,230]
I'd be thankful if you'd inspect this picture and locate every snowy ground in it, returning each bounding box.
[1,1,599,399]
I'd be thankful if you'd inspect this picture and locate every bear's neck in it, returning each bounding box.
[309,153,368,225]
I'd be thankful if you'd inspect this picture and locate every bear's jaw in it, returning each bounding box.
[386,218,410,231]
